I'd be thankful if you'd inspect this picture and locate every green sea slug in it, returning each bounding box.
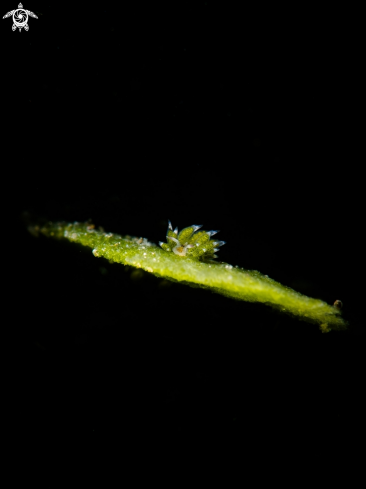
[159,220,226,260]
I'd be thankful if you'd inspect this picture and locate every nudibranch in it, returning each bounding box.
[159,220,226,260]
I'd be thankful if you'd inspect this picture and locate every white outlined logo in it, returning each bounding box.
[3,3,38,31]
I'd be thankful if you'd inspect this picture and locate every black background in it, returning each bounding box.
[1,1,364,469]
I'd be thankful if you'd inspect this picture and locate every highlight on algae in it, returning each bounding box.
[27,218,348,333]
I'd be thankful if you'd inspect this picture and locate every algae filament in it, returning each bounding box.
[28,219,348,333]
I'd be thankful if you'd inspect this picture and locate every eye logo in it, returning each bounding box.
[3,3,38,31]
[159,220,226,260]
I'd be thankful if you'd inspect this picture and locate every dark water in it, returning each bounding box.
[2,1,363,469]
